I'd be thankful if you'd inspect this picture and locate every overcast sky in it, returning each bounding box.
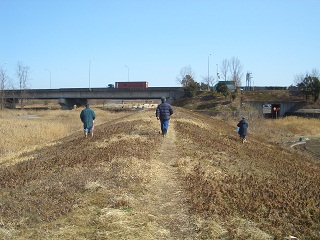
[1,0,319,89]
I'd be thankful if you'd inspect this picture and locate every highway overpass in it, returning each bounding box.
[3,87,184,109]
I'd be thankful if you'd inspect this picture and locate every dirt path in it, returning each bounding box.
[144,122,196,240]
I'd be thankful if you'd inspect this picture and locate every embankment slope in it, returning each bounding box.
[0,108,319,239]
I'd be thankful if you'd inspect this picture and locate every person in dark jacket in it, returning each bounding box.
[237,116,248,143]
[80,103,96,138]
[156,97,173,137]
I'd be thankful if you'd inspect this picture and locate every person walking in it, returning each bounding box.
[80,103,96,138]
[156,97,173,137]
[237,116,248,143]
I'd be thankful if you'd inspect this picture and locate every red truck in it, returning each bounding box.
[115,81,148,88]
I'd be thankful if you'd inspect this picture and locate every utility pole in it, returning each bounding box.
[246,72,252,90]
[216,64,220,80]
[125,65,129,82]
[207,53,211,90]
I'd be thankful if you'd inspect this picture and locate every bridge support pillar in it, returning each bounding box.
[5,98,18,109]
[58,98,88,110]
[166,97,175,105]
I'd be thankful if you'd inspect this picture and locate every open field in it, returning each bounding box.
[0,106,319,239]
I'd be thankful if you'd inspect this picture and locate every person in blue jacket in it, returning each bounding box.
[237,116,248,143]
[80,103,96,138]
[156,97,173,137]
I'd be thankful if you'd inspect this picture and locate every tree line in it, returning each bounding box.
[294,69,320,102]
[176,57,320,102]
[176,57,244,98]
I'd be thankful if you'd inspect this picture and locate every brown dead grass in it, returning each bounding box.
[174,108,320,239]
[0,110,159,239]
[0,108,129,162]
[0,106,319,239]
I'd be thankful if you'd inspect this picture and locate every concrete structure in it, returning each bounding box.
[248,101,305,118]
[3,87,184,109]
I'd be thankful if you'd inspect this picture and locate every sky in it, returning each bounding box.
[0,0,319,89]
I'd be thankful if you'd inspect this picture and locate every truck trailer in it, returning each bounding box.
[115,81,148,88]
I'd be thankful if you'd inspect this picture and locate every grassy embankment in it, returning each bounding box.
[175,109,320,239]
[0,100,319,239]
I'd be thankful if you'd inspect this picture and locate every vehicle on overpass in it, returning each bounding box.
[115,81,148,88]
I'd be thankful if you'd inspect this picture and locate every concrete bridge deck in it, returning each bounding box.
[3,87,184,109]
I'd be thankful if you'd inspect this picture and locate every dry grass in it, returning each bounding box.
[0,110,76,155]
[0,107,129,156]
[0,106,319,239]
[220,114,320,144]
[174,108,320,239]
[0,109,160,239]
[261,116,320,139]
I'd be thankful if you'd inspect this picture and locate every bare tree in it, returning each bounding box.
[16,61,30,109]
[229,57,243,88]
[310,68,320,78]
[176,65,196,87]
[294,73,306,86]
[220,59,229,82]
[295,68,320,86]
[201,75,214,90]
[0,66,8,110]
